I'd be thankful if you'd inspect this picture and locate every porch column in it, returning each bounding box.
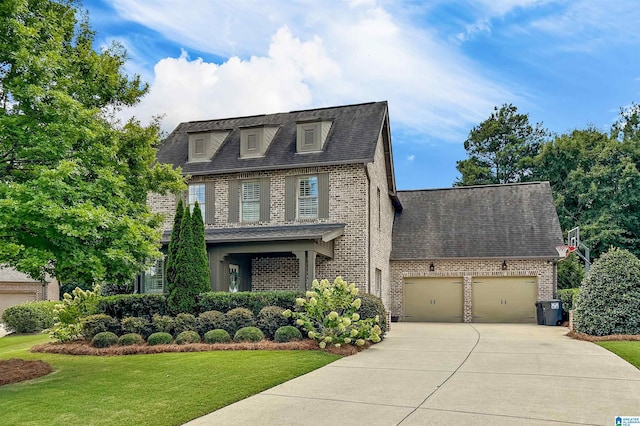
[306,251,317,287]
[293,250,307,292]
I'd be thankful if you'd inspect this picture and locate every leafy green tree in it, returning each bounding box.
[165,198,185,289]
[455,104,547,186]
[536,123,640,258]
[190,201,211,294]
[557,253,585,290]
[0,0,183,285]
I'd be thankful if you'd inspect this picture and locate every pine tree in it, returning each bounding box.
[167,205,199,313]
[165,198,184,289]
[191,201,211,293]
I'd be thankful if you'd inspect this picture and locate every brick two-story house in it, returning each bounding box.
[146,101,564,323]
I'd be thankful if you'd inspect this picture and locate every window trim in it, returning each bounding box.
[144,257,166,294]
[188,183,206,221]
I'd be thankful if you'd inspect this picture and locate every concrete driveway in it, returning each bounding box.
[186,323,640,425]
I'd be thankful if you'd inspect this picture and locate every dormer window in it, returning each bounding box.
[240,125,279,158]
[188,130,229,162]
[296,119,331,153]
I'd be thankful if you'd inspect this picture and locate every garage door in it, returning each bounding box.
[472,277,537,323]
[403,277,463,322]
[0,293,36,318]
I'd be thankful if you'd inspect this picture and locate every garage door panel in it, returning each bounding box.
[404,277,463,322]
[0,293,37,317]
[472,277,537,323]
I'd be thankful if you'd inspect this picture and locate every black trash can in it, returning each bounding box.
[541,299,563,326]
[535,301,545,325]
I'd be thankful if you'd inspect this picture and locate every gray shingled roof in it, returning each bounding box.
[162,223,345,244]
[391,182,563,260]
[158,102,389,176]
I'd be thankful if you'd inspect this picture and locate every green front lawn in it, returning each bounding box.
[0,334,340,426]
[597,341,640,369]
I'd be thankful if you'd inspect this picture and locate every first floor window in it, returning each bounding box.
[375,268,382,296]
[144,258,165,294]
[189,183,206,221]
[297,176,318,219]
[241,180,260,222]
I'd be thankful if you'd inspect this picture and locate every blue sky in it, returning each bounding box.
[82,0,640,190]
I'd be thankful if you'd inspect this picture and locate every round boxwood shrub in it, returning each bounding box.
[147,332,174,346]
[575,248,640,336]
[121,316,153,339]
[234,326,264,343]
[225,308,255,335]
[197,310,227,335]
[91,331,119,348]
[173,313,197,335]
[274,325,303,343]
[152,314,175,335]
[1,301,57,333]
[257,306,289,339]
[118,333,145,346]
[81,314,120,340]
[203,329,231,343]
[176,330,201,344]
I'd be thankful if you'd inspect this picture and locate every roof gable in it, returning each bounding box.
[391,182,563,259]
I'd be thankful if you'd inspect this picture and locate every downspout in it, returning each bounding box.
[364,163,371,294]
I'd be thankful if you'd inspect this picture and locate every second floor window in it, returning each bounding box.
[297,176,318,219]
[241,181,260,222]
[189,183,206,221]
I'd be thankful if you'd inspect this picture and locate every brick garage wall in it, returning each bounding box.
[0,282,44,300]
[390,259,555,322]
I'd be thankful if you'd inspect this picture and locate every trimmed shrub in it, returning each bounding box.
[257,306,289,339]
[274,325,302,343]
[147,332,173,346]
[1,301,57,333]
[575,248,640,336]
[234,326,264,343]
[557,288,580,314]
[225,308,255,335]
[197,310,227,335]
[118,333,144,346]
[121,316,153,339]
[359,293,388,337]
[173,313,197,335]
[197,291,302,316]
[176,330,201,344]
[203,329,231,344]
[80,314,120,339]
[100,282,134,296]
[98,294,168,320]
[152,314,175,335]
[91,331,119,348]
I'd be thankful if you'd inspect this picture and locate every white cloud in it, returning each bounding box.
[407,155,415,161]
[112,0,514,141]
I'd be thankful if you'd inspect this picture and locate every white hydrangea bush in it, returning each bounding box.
[283,277,382,349]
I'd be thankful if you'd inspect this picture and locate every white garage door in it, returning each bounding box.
[403,277,463,322]
[0,293,37,318]
[472,277,537,323]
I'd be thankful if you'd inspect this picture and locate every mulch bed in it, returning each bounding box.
[566,330,640,342]
[30,339,366,356]
[0,359,53,386]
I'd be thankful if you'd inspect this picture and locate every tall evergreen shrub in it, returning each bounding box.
[165,198,184,289]
[191,201,211,294]
[167,206,199,313]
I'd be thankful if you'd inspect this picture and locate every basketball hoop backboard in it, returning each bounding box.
[568,227,580,248]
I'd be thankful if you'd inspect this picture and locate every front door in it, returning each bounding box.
[229,264,240,293]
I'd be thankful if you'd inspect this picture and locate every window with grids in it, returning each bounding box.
[241,181,260,222]
[189,183,206,221]
[297,176,318,219]
[144,257,165,294]
[375,268,382,296]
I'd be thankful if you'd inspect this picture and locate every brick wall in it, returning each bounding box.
[390,258,555,321]
[251,256,299,291]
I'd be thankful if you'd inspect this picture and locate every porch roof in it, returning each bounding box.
[161,223,346,245]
